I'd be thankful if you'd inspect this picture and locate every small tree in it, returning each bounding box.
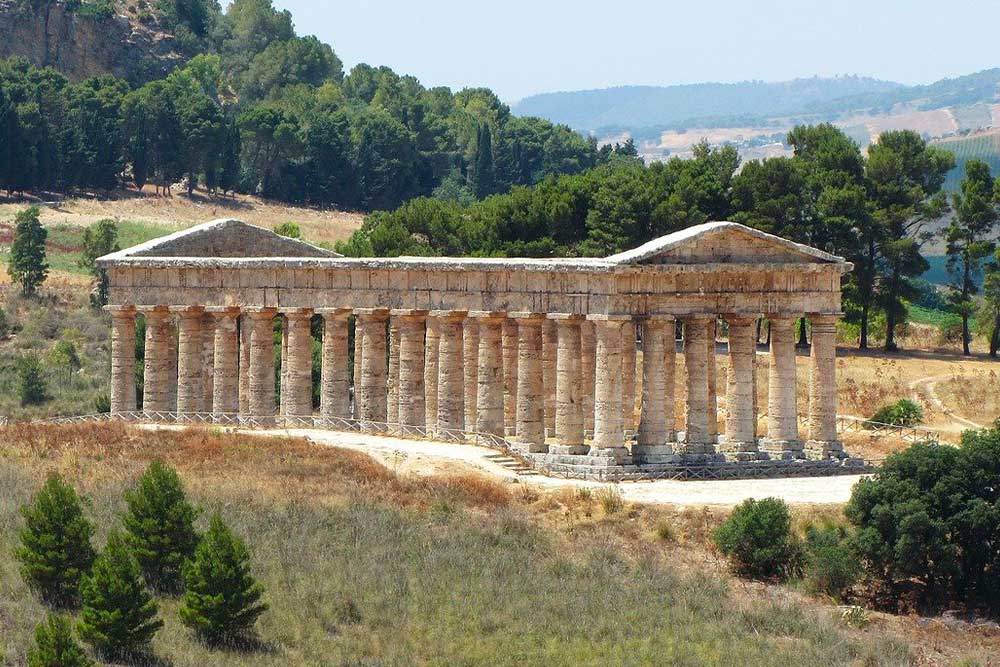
[49,340,82,379]
[713,497,800,579]
[8,206,49,296]
[17,354,48,405]
[27,614,93,667]
[78,219,119,308]
[272,222,300,238]
[802,523,859,600]
[122,461,200,593]
[180,514,267,645]
[15,474,96,609]
[77,531,163,661]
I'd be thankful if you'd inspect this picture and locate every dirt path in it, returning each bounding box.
[909,374,984,430]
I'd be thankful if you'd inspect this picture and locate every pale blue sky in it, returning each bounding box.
[260,0,1000,103]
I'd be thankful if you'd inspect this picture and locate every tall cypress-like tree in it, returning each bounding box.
[473,122,495,199]
[122,460,200,593]
[180,514,267,645]
[8,206,49,296]
[15,474,96,609]
[77,531,163,661]
[27,613,93,667]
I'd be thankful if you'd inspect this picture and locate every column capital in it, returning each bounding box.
[281,307,314,320]
[355,307,390,319]
[586,313,632,322]
[807,312,842,325]
[682,313,716,322]
[316,307,353,318]
[245,307,278,320]
[136,304,170,317]
[765,313,801,323]
[204,305,241,318]
[169,305,205,317]
[429,309,467,322]
[637,314,676,324]
[468,310,506,321]
[391,308,430,320]
[509,311,546,322]
[547,312,586,321]
[723,314,760,326]
[104,304,136,317]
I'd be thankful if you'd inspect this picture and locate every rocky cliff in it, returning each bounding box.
[0,0,184,83]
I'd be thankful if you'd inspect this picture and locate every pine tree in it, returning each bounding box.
[122,460,200,593]
[27,614,93,667]
[15,474,95,609]
[179,514,267,645]
[77,531,163,661]
[8,206,49,296]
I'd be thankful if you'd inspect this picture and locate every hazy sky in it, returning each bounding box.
[261,0,1000,103]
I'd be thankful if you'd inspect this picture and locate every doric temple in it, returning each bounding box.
[98,218,857,477]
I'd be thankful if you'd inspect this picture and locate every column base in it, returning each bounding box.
[548,443,588,455]
[718,437,762,455]
[760,439,806,460]
[631,444,679,464]
[514,440,548,454]
[805,439,847,459]
[587,445,629,464]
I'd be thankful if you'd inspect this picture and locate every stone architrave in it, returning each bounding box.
[589,316,629,463]
[239,314,251,415]
[621,320,637,435]
[681,315,714,455]
[542,318,557,438]
[501,318,518,437]
[247,309,277,421]
[722,315,759,458]
[552,314,585,454]
[319,308,351,421]
[806,313,844,458]
[284,309,314,419]
[356,309,389,430]
[763,314,804,458]
[581,319,596,434]
[435,310,466,438]
[473,312,505,437]
[395,310,428,433]
[512,313,545,452]
[463,318,479,433]
[209,307,240,420]
[107,306,136,415]
[173,306,204,417]
[424,317,441,434]
[140,307,171,416]
[635,317,672,463]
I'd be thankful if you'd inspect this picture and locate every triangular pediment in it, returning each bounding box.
[102,219,339,260]
[605,221,845,266]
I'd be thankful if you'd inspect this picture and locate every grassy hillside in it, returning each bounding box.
[931,131,1000,192]
[0,424,925,666]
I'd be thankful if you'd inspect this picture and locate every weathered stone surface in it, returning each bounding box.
[210,308,239,418]
[108,307,136,414]
[514,314,545,452]
[722,315,759,453]
[357,310,389,429]
[387,317,401,425]
[436,311,466,435]
[396,310,427,430]
[590,317,628,463]
[239,314,251,415]
[284,310,314,417]
[763,315,803,458]
[581,319,596,433]
[247,310,277,419]
[807,313,844,458]
[474,314,504,436]
[637,318,667,449]
[502,318,518,436]
[174,307,204,415]
[542,318,557,437]
[424,317,441,432]
[681,316,713,452]
[319,309,351,420]
[621,320,637,434]
[463,319,479,433]
[201,312,216,412]
[553,316,585,453]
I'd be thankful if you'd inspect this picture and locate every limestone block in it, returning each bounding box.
[436,311,466,435]
[621,320,636,433]
[284,310,314,417]
[108,307,136,414]
[763,315,802,456]
[210,308,239,418]
[463,319,479,432]
[590,317,627,463]
[320,310,351,419]
[581,319,596,433]
[807,313,843,458]
[424,317,441,432]
[514,314,545,452]
[248,309,277,419]
[357,310,389,429]
[722,315,758,452]
[553,316,585,453]
[542,318,557,436]
[396,311,427,430]
[475,314,504,436]
[502,318,518,436]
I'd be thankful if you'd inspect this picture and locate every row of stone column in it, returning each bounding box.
[107,306,842,461]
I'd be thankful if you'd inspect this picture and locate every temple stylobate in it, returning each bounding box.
[98,218,858,478]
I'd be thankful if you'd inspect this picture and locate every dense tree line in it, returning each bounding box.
[338,125,1000,353]
[0,0,605,210]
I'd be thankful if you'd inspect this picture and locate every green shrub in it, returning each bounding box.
[273,222,301,239]
[122,461,200,593]
[180,514,267,645]
[77,0,114,21]
[713,497,801,579]
[0,306,10,339]
[93,393,110,414]
[869,398,923,426]
[17,354,48,406]
[802,523,859,600]
[846,427,1000,614]
[15,474,96,609]
[77,531,163,661]
[595,486,624,514]
[27,614,93,667]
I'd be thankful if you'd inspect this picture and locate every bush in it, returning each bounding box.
[273,222,301,238]
[846,427,1000,614]
[78,531,162,661]
[713,497,801,579]
[93,393,111,414]
[122,461,200,593]
[15,474,96,609]
[27,614,93,667]
[0,306,10,339]
[869,398,923,426]
[180,514,267,645]
[802,523,859,600]
[17,354,48,406]
[77,0,115,21]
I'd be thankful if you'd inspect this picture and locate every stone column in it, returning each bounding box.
[463,318,479,433]
[174,306,205,417]
[707,319,718,439]
[663,317,677,442]
[319,308,351,421]
[209,307,240,420]
[590,317,628,463]
[502,318,518,436]
[141,307,171,415]
[722,315,759,458]
[474,312,505,437]
[512,313,545,452]
[239,315,251,415]
[763,315,803,458]
[201,312,216,413]
[621,320,637,435]
[424,317,441,433]
[387,316,401,427]
[107,306,137,415]
[279,315,289,416]
[165,317,177,411]
[542,318,557,438]
[581,319,596,434]
[552,315,585,454]
[352,317,363,418]
[284,309,314,419]
[807,313,844,458]
[635,317,672,462]
[356,309,389,430]
[247,309,277,421]
[396,310,427,433]
[681,315,714,454]
[435,310,466,437]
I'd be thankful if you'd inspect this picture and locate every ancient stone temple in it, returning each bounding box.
[99,218,859,479]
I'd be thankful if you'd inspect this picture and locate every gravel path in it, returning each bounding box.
[909,374,984,430]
